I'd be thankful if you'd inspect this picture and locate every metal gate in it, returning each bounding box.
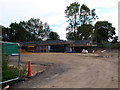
[0,41,21,86]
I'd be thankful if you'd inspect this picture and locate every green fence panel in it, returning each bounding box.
[2,43,18,55]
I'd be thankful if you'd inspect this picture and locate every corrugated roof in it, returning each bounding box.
[21,40,68,45]
[68,40,92,44]
[21,40,96,46]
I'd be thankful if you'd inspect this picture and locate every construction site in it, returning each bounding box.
[1,0,120,89]
[1,41,119,89]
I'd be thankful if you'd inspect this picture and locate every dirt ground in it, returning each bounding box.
[10,50,118,88]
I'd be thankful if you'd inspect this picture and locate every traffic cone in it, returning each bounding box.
[27,61,33,77]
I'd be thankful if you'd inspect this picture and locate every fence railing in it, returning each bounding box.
[0,41,21,85]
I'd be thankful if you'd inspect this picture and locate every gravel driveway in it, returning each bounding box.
[10,51,118,88]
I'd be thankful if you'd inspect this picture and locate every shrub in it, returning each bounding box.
[2,54,27,88]
[97,42,120,49]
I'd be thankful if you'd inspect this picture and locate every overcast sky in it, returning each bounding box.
[0,0,119,40]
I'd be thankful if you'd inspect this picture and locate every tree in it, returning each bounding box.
[80,4,98,25]
[65,2,80,39]
[112,36,118,43]
[65,2,98,40]
[0,25,2,40]
[2,23,33,42]
[10,23,34,42]
[48,31,60,40]
[2,27,11,42]
[77,24,93,40]
[2,18,51,42]
[0,25,4,41]
[20,18,51,41]
[94,21,116,43]
[66,31,75,40]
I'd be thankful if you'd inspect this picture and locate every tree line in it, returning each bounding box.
[65,2,118,43]
[1,2,118,43]
[1,18,59,42]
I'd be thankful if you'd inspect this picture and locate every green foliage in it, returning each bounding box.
[65,2,98,40]
[19,63,27,78]
[2,55,8,68]
[20,18,51,41]
[112,36,118,43]
[0,25,2,41]
[2,18,51,42]
[66,32,75,40]
[2,23,33,42]
[2,66,18,82]
[111,43,120,48]
[97,42,120,49]
[2,55,18,82]
[48,31,60,40]
[97,44,106,48]
[65,2,80,39]
[65,2,80,17]
[2,54,27,88]
[65,2,117,43]
[77,24,93,40]
[80,4,97,24]
[94,21,116,43]
[10,23,34,42]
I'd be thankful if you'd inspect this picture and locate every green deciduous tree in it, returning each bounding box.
[20,18,51,41]
[2,23,32,42]
[77,24,93,40]
[66,31,75,40]
[65,2,98,40]
[94,21,116,43]
[2,27,11,42]
[80,4,98,25]
[2,18,51,42]
[10,23,34,42]
[112,36,118,43]
[48,31,60,40]
[0,25,2,41]
[65,2,80,39]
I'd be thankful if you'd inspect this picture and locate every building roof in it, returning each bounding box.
[21,40,97,46]
[21,40,68,46]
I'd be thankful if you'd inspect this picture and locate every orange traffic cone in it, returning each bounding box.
[27,61,33,77]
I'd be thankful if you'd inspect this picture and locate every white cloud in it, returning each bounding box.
[54,27,67,40]
[82,0,118,8]
[0,0,119,40]
[97,9,118,34]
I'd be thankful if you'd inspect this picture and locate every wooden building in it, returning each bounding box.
[21,40,97,53]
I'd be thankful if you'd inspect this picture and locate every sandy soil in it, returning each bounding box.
[10,51,118,88]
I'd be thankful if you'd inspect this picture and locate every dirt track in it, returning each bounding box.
[11,51,118,88]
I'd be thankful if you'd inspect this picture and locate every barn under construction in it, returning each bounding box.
[21,40,97,53]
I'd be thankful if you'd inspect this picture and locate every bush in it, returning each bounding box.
[111,43,120,49]
[2,55,18,82]
[97,42,120,49]
[19,63,27,78]
[2,54,27,88]
[97,44,106,48]
[2,55,18,88]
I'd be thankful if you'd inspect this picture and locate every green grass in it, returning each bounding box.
[2,54,27,88]
[97,42,120,49]
[2,66,18,82]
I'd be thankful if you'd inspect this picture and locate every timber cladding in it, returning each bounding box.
[20,40,97,53]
